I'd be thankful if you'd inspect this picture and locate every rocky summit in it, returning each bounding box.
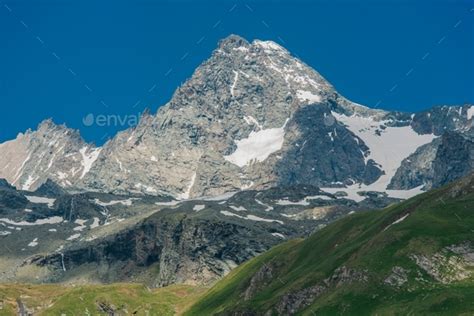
[0,35,473,202]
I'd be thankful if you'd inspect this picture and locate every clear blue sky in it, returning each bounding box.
[0,0,473,145]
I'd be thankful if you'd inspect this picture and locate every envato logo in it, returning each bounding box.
[82,112,141,127]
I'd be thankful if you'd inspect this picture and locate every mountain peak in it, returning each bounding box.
[218,34,250,51]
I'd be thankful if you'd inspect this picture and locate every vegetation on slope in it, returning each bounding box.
[186,175,474,315]
[0,283,205,315]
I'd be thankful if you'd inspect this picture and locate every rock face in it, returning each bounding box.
[389,132,474,190]
[33,179,67,198]
[0,178,28,210]
[274,266,367,315]
[0,35,472,199]
[3,181,369,286]
[0,119,100,191]
[410,242,474,284]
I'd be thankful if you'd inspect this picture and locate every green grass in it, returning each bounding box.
[0,283,206,315]
[186,179,474,315]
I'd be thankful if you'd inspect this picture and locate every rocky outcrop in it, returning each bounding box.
[29,210,278,286]
[274,266,367,315]
[410,242,474,284]
[33,179,67,197]
[384,266,409,287]
[389,132,474,190]
[275,284,326,315]
[243,263,274,301]
[0,178,28,211]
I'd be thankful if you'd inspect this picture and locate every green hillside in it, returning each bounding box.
[0,283,205,315]
[186,175,474,315]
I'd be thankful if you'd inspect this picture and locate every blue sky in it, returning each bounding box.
[0,0,473,145]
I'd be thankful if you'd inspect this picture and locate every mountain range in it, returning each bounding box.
[0,35,472,201]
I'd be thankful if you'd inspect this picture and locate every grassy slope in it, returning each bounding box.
[0,283,205,315]
[186,180,474,315]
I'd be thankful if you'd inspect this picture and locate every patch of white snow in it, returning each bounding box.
[224,119,288,167]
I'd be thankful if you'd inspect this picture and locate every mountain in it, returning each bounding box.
[78,35,472,198]
[186,173,474,315]
[0,119,100,191]
[0,35,472,201]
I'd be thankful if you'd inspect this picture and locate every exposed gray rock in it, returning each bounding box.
[384,266,409,287]
[273,266,367,315]
[410,242,474,284]
[243,263,274,301]
[275,284,326,315]
[389,132,474,190]
[33,179,67,198]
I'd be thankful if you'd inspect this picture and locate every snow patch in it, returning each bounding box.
[224,119,288,167]
[229,205,247,211]
[193,204,205,211]
[0,216,63,226]
[276,199,309,206]
[66,233,81,241]
[92,198,138,207]
[254,40,285,52]
[271,232,285,239]
[230,70,239,97]
[467,106,474,120]
[331,112,436,194]
[79,147,102,179]
[90,217,100,229]
[220,210,284,224]
[28,238,38,247]
[233,46,249,52]
[383,213,410,231]
[296,90,321,104]
[73,219,87,232]
[25,195,56,208]
[255,199,273,211]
